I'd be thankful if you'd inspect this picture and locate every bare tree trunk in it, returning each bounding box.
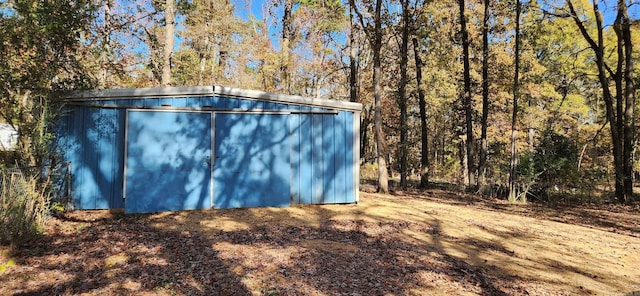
[218,38,228,78]
[259,19,273,91]
[218,0,232,81]
[458,0,475,187]
[413,37,429,189]
[361,106,372,160]
[199,27,209,86]
[478,0,490,188]
[373,0,389,193]
[162,0,175,87]
[349,4,358,103]
[99,0,112,88]
[618,0,634,201]
[508,0,521,202]
[282,0,293,92]
[398,0,410,189]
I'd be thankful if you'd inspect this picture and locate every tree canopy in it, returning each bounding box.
[1,0,638,203]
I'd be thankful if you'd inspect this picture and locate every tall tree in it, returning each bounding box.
[398,0,411,189]
[282,0,294,92]
[217,0,232,77]
[139,10,163,86]
[294,0,348,98]
[162,0,176,86]
[508,0,522,202]
[349,3,358,103]
[352,0,389,193]
[478,0,490,187]
[99,0,113,88]
[180,0,238,86]
[458,0,475,187]
[565,0,635,202]
[413,37,429,188]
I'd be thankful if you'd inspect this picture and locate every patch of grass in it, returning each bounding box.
[0,258,16,273]
[0,249,16,274]
[75,223,88,232]
[155,277,175,288]
[104,253,129,268]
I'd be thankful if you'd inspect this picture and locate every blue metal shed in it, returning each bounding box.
[55,86,361,213]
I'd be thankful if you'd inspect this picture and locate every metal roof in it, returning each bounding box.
[60,86,362,112]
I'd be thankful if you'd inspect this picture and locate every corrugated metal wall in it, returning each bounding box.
[290,107,354,204]
[56,106,126,209]
[55,94,357,212]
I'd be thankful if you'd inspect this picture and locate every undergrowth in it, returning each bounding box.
[0,170,50,247]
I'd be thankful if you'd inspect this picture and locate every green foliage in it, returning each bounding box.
[0,0,630,204]
[297,0,346,33]
[517,131,580,200]
[0,0,94,247]
[0,0,96,167]
[535,131,579,185]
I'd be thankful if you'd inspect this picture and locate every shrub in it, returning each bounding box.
[0,169,50,247]
[517,130,580,202]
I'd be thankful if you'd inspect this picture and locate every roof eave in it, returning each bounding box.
[57,86,362,112]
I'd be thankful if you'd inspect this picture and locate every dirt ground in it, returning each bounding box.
[1,190,639,295]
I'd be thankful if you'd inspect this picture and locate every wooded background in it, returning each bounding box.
[1,0,638,203]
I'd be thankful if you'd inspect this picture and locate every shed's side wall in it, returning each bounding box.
[290,107,355,204]
[56,106,125,209]
[57,95,357,210]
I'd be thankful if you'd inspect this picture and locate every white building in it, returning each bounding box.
[0,123,18,150]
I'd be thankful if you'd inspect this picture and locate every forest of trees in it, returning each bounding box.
[1,0,638,203]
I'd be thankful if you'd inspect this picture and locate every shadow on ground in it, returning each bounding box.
[4,191,637,295]
[1,204,526,295]
[6,213,251,295]
[399,186,640,238]
[143,205,526,295]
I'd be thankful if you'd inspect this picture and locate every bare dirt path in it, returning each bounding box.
[1,191,639,295]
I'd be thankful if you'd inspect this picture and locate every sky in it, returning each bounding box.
[231,0,286,50]
[232,0,266,20]
[597,0,640,24]
[227,0,640,49]
[229,0,640,21]
[88,0,640,65]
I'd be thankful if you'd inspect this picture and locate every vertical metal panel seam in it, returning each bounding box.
[119,108,125,207]
[122,109,129,202]
[289,113,294,204]
[297,113,302,203]
[68,108,75,208]
[96,108,101,209]
[333,112,347,203]
[214,112,216,209]
[310,116,314,203]
[78,107,85,209]
[88,108,97,209]
[111,108,117,207]
[328,114,336,204]
[319,115,324,203]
